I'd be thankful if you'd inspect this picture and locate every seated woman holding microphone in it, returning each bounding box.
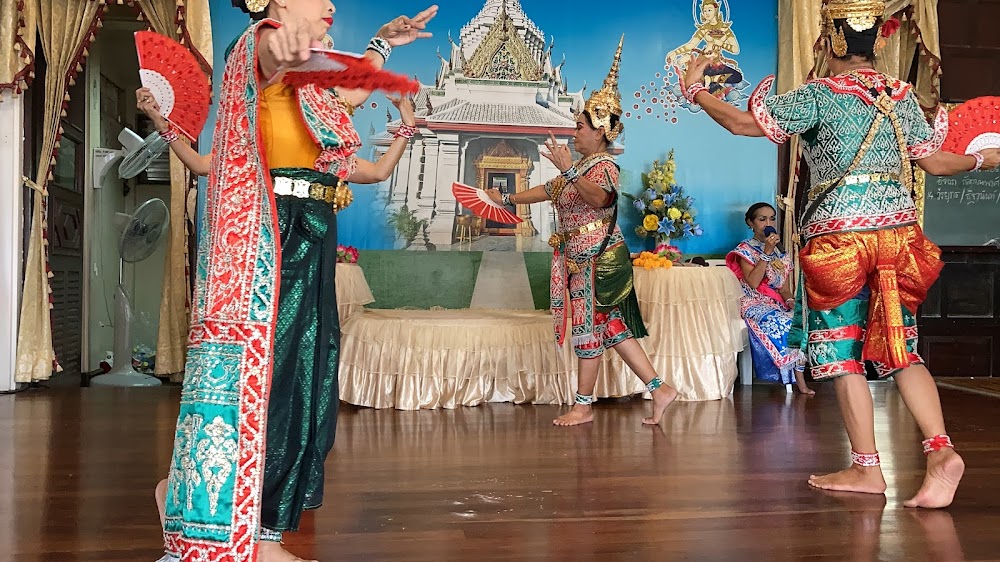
[726,203,814,395]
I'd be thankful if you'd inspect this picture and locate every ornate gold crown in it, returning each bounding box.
[583,35,624,143]
[822,0,884,32]
[822,0,884,57]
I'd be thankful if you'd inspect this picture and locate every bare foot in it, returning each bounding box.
[259,540,317,562]
[808,465,887,494]
[642,385,678,425]
[553,405,594,426]
[904,448,965,509]
[155,478,168,529]
[795,370,815,396]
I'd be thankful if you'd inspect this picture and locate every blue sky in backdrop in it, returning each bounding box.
[203,0,780,254]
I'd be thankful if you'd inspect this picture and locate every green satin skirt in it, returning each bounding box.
[594,243,648,339]
[261,173,340,532]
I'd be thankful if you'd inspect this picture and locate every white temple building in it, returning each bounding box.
[371,0,623,249]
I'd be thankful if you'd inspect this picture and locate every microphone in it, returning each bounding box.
[763,226,783,253]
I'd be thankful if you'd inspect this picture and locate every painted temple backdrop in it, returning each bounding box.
[204,0,778,256]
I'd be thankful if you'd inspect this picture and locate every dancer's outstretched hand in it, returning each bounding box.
[682,55,711,91]
[541,132,573,173]
[388,95,416,127]
[377,5,438,47]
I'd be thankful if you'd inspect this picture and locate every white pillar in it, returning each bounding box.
[426,140,460,247]
[0,91,24,392]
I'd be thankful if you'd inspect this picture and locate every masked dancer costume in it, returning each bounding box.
[682,0,1000,506]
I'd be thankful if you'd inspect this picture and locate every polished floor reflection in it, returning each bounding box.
[2,382,999,560]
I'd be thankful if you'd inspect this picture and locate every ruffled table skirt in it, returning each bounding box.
[602,266,746,402]
[336,263,374,324]
[339,265,745,410]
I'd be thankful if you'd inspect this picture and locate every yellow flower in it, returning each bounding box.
[651,199,665,210]
[683,212,691,220]
[667,207,682,220]
[643,214,659,231]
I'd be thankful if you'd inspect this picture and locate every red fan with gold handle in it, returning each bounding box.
[941,96,1000,156]
[134,31,210,143]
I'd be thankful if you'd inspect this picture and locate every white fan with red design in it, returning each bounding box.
[451,182,522,224]
[941,96,1000,155]
[134,30,211,143]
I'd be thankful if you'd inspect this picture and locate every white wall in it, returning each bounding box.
[0,91,23,391]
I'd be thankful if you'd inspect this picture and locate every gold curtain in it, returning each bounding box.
[181,0,214,73]
[15,0,107,383]
[0,0,37,94]
[776,0,823,94]
[118,0,213,377]
[128,0,197,377]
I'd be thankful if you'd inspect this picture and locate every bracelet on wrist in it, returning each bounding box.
[159,126,180,144]
[684,83,708,104]
[395,124,417,139]
[562,165,580,184]
[501,192,512,206]
[367,36,392,62]
[971,152,985,172]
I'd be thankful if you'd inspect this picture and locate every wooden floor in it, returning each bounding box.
[937,377,1000,400]
[2,382,1000,561]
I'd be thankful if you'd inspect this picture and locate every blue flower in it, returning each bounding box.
[644,188,657,201]
[633,199,646,212]
[681,222,694,237]
[657,217,676,236]
[693,224,704,236]
[662,192,677,206]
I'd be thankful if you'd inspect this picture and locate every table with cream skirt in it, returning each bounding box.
[338,265,746,410]
[335,262,375,324]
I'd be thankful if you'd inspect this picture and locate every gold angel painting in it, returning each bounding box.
[631,0,750,121]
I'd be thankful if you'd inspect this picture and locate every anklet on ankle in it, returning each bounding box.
[645,376,664,393]
[260,527,283,543]
[574,392,595,405]
[851,450,880,467]
[922,434,954,454]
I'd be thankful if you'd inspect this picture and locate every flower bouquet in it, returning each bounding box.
[623,150,703,245]
[336,244,359,264]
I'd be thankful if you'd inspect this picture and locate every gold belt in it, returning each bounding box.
[273,176,353,212]
[548,217,611,248]
[807,173,899,202]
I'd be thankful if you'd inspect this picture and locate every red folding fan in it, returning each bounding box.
[941,96,1000,155]
[282,49,420,95]
[134,31,211,143]
[451,182,523,225]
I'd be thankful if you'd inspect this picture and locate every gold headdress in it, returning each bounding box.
[583,35,624,143]
[822,0,886,57]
